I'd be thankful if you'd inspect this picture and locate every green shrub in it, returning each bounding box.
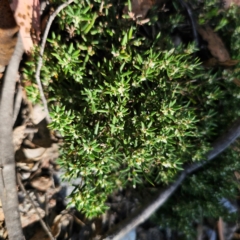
[24,0,240,219]
[152,143,240,239]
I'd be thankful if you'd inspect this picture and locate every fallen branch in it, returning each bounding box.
[35,0,74,124]
[103,117,240,240]
[0,34,24,240]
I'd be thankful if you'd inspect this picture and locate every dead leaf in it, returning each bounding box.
[31,104,46,125]
[41,144,59,163]
[51,214,62,238]
[198,25,230,62]
[0,0,19,66]
[13,125,26,152]
[51,212,74,239]
[19,144,58,165]
[10,0,41,53]
[23,147,46,160]
[17,161,40,172]
[30,173,53,191]
[21,207,45,228]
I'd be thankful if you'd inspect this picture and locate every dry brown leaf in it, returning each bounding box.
[13,125,26,152]
[17,161,40,172]
[0,0,19,66]
[30,174,53,191]
[198,25,230,62]
[51,214,62,238]
[20,144,58,165]
[42,144,59,162]
[51,212,74,239]
[21,207,45,228]
[10,0,40,53]
[23,147,46,161]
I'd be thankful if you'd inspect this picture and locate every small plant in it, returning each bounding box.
[24,0,240,220]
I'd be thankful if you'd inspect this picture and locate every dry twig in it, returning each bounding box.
[17,172,55,240]
[35,0,74,124]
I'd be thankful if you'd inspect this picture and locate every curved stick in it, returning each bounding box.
[35,0,74,123]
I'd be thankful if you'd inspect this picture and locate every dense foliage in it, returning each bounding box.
[24,0,240,229]
[153,142,240,238]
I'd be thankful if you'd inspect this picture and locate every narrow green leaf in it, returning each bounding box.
[94,121,100,135]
